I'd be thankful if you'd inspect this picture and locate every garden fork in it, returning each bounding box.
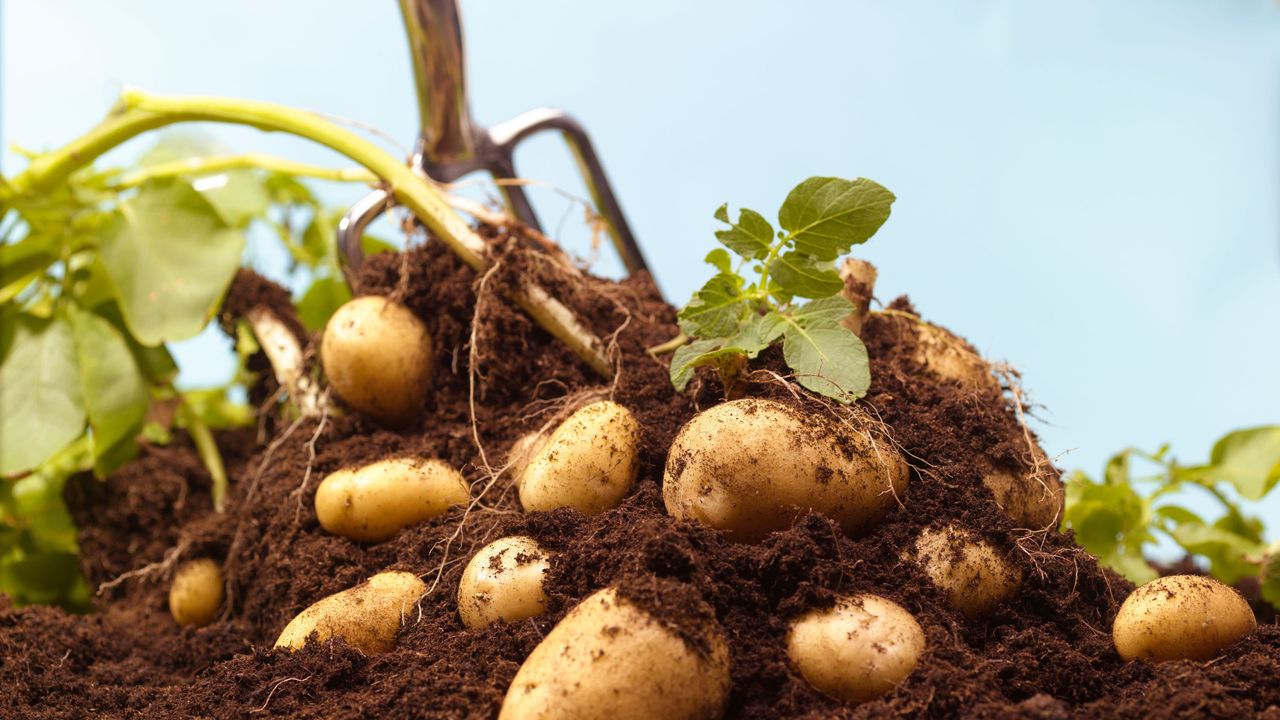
[337,0,653,290]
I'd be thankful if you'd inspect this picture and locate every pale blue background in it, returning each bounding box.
[4,1,1279,530]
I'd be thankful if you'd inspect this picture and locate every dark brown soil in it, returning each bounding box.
[2,230,1278,719]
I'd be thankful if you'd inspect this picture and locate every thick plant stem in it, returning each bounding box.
[245,306,322,418]
[3,91,611,377]
[114,154,377,189]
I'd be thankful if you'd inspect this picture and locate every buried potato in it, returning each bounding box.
[457,536,551,629]
[1112,574,1256,662]
[515,400,641,515]
[663,398,908,542]
[320,295,434,427]
[499,587,730,720]
[981,450,1064,529]
[274,570,426,654]
[788,594,925,704]
[168,559,224,628]
[904,524,1021,618]
[314,457,470,542]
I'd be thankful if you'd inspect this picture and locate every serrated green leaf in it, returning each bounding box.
[714,204,774,260]
[296,275,353,332]
[735,311,786,356]
[1203,426,1280,500]
[792,296,856,326]
[98,178,246,345]
[771,251,842,299]
[0,312,85,474]
[704,248,733,274]
[778,177,895,261]
[677,274,748,337]
[669,338,723,391]
[68,305,148,467]
[779,319,870,402]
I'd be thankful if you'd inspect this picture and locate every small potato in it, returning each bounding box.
[663,399,909,543]
[499,587,729,720]
[315,457,470,542]
[517,401,640,515]
[1113,574,1256,662]
[905,524,1020,617]
[169,559,224,628]
[788,594,925,704]
[274,570,426,654]
[458,536,551,629]
[982,455,1064,530]
[321,296,433,427]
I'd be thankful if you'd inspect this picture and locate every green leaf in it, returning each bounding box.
[0,235,57,304]
[1260,544,1280,611]
[1204,426,1280,500]
[778,177,895,261]
[779,319,870,402]
[68,305,148,469]
[770,251,842,299]
[0,312,86,474]
[301,213,337,268]
[138,133,270,228]
[735,311,787,355]
[98,178,246,344]
[361,233,398,257]
[677,274,748,338]
[179,387,254,431]
[1062,471,1150,561]
[669,339,723,391]
[792,296,855,326]
[713,204,774,260]
[1170,520,1264,585]
[704,248,733,274]
[296,275,353,332]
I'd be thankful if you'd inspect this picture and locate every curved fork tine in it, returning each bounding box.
[337,188,392,286]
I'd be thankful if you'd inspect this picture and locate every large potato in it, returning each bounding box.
[499,587,730,720]
[663,399,909,542]
[458,536,551,629]
[321,296,433,427]
[788,594,925,704]
[910,321,998,392]
[315,457,470,542]
[1112,574,1256,662]
[905,524,1021,617]
[275,570,426,654]
[981,452,1064,529]
[517,401,640,515]
[168,558,223,628]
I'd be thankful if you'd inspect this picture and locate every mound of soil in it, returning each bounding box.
[3,229,1278,719]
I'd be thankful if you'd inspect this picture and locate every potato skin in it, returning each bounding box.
[981,457,1064,530]
[1113,575,1256,662]
[906,524,1021,617]
[168,559,224,628]
[315,457,470,542]
[663,399,909,543]
[321,296,433,427]
[458,536,551,629]
[499,588,730,720]
[911,321,998,391]
[517,401,640,515]
[788,594,925,704]
[274,570,426,654]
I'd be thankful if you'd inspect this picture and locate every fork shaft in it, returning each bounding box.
[399,0,475,168]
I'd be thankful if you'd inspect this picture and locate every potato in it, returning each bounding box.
[321,296,433,426]
[315,457,470,542]
[499,587,729,720]
[663,399,909,542]
[982,454,1064,529]
[458,536,551,629]
[788,594,925,704]
[905,524,1021,617]
[168,558,223,628]
[274,570,426,654]
[517,400,640,515]
[1112,574,1256,662]
[887,317,999,392]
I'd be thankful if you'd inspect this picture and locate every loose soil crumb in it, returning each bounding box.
[1,230,1277,719]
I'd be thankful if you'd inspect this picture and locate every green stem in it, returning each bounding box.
[177,400,228,512]
[113,154,378,189]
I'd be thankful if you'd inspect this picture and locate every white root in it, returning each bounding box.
[244,306,322,417]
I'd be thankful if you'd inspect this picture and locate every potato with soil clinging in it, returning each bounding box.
[321,296,433,426]
[168,559,223,628]
[663,398,909,543]
[517,400,640,516]
[457,536,551,629]
[982,452,1064,529]
[499,587,730,720]
[905,524,1021,617]
[788,594,925,704]
[274,570,425,654]
[910,320,998,391]
[315,457,469,542]
[1112,574,1256,662]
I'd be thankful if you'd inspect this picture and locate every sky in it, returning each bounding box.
[3,1,1279,529]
